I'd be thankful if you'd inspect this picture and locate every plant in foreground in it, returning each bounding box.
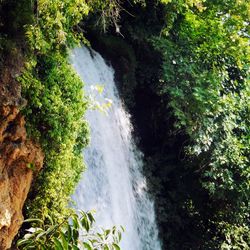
[17,210,123,250]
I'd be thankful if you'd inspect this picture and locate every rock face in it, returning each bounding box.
[0,51,44,249]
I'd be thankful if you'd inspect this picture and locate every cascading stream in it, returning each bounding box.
[71,46,161,250]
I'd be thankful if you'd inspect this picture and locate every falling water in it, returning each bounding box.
[71,46,161,250]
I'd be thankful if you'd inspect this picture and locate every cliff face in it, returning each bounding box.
[0,52,44,249]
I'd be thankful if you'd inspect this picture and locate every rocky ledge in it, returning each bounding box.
[0,51,44,249]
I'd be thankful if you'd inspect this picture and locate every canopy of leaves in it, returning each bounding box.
[150,0,250,248]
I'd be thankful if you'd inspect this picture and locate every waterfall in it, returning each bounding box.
[70,46,161,250]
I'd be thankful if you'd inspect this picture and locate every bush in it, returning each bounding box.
[17,210,123,250]
[20,54,89,219]
[18,0,92,220]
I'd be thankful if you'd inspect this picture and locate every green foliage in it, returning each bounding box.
[18,0,92,220]
[25,0,90,53]
[153,0,250,206]
[20,54,89,219]
[17,210,123,250]
[220,223,250,250]
[150,0,250,247]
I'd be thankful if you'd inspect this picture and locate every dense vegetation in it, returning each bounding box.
[20,0,91,220]
[151,1,250,247]
[86,0,249,248]
[0,0,249,249]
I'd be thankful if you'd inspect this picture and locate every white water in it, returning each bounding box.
[71,46,161,250]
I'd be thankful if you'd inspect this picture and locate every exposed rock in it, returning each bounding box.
[0,51,44,249]
[0,105,43,250]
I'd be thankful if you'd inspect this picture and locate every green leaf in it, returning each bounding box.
[36,231,47,239]
[23,218,44,224]
[118,231,122,242]
[72,228,79,240]
[60,231,69,250]
[72,215,79,230]
[104,244,110,250]
[17,239,32,247]
[67,224,72,241]
[45,225,57,235]
[53,238,63,250]
[83,242,92,250]
[112,243,120,250]
[87,212,95,224]
[81,216,90,232]
[72,244,79,250]
[105,229,111,237]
